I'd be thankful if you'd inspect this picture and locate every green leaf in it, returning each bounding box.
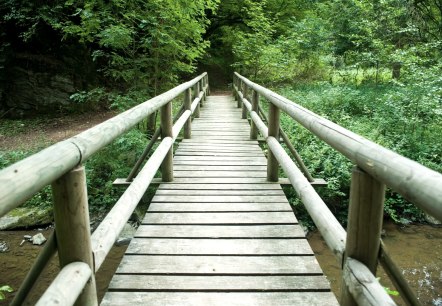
[0,285,13,293]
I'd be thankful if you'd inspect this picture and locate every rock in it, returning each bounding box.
[115,223,137,246]
[0,240,9,252]
[0,207,53,230]
[32,233,47,245]
[23,235,32,240]
[425,213,441,225]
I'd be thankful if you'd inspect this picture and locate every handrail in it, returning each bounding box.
[0,73,209,304]
[35,262,92,306]
[233,72,440,306]
[234,72,442,221]
[0,72,207,218]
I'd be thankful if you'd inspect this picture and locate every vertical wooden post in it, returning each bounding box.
[250,90,259,140]
[161,101,173,182]
[194,82,200,118]
[233,76,237,100]
[184,88,192,139]
[51,166,97,306]
[242,85,248,119]
[237,79,242,108]
[206,75,210,95]
[341,166,385,306]
[200,79,205,107]
[267,103,280,182]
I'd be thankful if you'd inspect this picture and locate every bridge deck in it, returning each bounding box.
[101,95,338,305]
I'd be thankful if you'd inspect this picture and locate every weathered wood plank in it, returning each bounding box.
[148,203,291,212]
[135,225,304,238]
[108,275,331,291]
[176,147,263,152]
[143,212,298,224]
[151,195,288,203]
[101,292,338,306]
[115,255,321,274]
[180,139,259,144]
[154,189,284,195]
[126,238,313,255]
[174,156,267,161]
[154,178,278,184]
[173,165,268,171]
[173,160,267,166]
[173,171,267,178]
[175,152,264,157]
[157,183,282,190]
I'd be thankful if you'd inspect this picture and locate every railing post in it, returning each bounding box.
[233,75,237,100]
[341,166,385,306]
[194,82,200,118]
[184,88,192,139]
[237,79,242,108]
[161,101,173,182]
[205,75,210,95]
[200,79,205,107]
[250,90,259,140]
[51,166,97,306]
[242,85,248,119]
[267,103,280,182]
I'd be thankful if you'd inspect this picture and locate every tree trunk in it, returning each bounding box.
[392,62,401,79]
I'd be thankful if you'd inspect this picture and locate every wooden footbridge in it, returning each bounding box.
[1,72,441,306]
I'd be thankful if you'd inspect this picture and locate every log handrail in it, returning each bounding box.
[0,73,209,305]
[234,71,440,306]
[0,72,208,218]
[234,72,442,221]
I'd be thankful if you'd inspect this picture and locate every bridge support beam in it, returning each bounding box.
[51,166,97,306]
[341,166,385,306]
[267,103,280,182]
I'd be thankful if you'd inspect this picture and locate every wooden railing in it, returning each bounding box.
[0,73,209,306]
[233,72,442,306]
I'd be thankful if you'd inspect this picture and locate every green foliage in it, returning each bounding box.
[85,129,147,211]
[0,285,13,300]
[277,77,440,224]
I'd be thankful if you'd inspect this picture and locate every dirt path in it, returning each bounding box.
[0,111,117,151]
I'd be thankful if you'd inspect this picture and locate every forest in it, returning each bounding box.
[1,0,441,226]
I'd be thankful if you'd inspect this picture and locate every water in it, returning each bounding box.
[0,222,440,305]
[308,221,442,305]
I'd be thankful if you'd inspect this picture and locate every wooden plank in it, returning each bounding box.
[135,225,305,238]
[180,139,258,144]
[143,212,298,224]
[148,202,291,212]
[176,147,263,152]
[173,165,268,171]
[108,275,331,291]
[173,160,267,166]
[154,189,284,195]
[102,292,338,306]
[173,171,267,178]
[157,183,282,190]
[154,178,279,184]
[115,255,322,274]
[126,238,313,255]
[151,195,288,203]
[175,152,264,157]
[174,156,267,161]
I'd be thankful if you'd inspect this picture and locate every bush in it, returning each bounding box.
[276,80,440,225]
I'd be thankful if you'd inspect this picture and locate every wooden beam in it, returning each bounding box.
[51,166,97,306]
[36,262,92,306]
